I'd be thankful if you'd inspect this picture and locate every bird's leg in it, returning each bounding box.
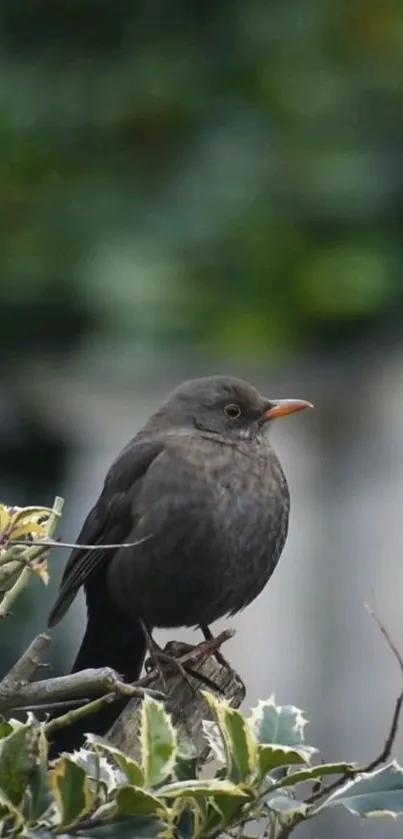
[200,624,228,668]
[140,623,223,694]
[140,620,195,692]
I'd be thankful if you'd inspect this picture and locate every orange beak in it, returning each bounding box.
[263,399,313,421]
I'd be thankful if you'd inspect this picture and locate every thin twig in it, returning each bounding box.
[13,699,86,713]
[365,602,403,671]
[305,603,403,807]
[8,535,152,551]
[45,692,117,736]
[360,603,403,773]
[304,768,354,807]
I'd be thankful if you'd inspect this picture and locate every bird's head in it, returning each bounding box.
[149,376,313,442]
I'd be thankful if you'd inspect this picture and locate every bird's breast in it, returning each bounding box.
[108,436,290,627]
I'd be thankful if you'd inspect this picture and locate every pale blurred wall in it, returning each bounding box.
[21,344,403,839]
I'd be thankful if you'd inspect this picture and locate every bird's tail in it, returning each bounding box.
[48,602,146,758]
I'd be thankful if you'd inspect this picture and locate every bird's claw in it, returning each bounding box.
[145,648,196,694]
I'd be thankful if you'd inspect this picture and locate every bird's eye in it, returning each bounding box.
[224,403,241,419]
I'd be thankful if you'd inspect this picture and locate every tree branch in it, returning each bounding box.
[0,662,163,714]
[0,567,34,618]
[1,633,51,688]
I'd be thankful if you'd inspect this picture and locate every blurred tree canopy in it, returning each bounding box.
[1,0,403,364]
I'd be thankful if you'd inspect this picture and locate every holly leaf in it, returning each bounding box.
[173,754,199,783]
[203,693,259,782]
[49,756,95,829]
[0,720,42,806]
[109,785,167,818]
[276,761,355,789]
[70,746,119,793]
[0,503,12,539]
[0,719,14,740]
[202,720,226,764]
[4,505,57,543]
[86,736,144,788]
[140,696,177,787]
[326,762,403,818]
[23,726,53,825]
[158,778,249,802]
[203,791,247,835]
[249,696,316,774]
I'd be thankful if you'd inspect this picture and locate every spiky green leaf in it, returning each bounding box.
[326,762,403,818]
[113,785,168,817]
[173,754,199,783]
[86,735,144,788]
[265,791,309,815]
[0,788,25,831]
[249,696,316,773]
[276,761,355,789]
[49,756,95,829]
[203,791,248,835]
[24,767,53,826]
[140,696,177,787]
[257,745,312,777]
[0,720,41,806]
[203,693,259,782]
[23,727,53,825]
[158,778,249,802]
[71,746,118,793]
[202,720,226,763]
[0,719,14,740]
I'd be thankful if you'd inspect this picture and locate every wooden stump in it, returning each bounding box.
[108,638,246,761]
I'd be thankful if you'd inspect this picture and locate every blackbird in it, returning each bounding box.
[47,375,312,754]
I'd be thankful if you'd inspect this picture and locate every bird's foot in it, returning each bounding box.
[140,622,195,693]
[162,639,226,694]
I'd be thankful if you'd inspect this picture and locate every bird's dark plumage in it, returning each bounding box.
[48,375,312,755]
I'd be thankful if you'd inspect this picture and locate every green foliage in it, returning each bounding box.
[326,762,403,817]
[0,499,64,607]
[0,694,402,837]
[140,695,178,788]
[2,0,403,363]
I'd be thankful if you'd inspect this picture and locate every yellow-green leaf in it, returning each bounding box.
[114,786,167,818]
[203,692,259,783]
[158,778,249,801]
[0,721,41,806]
[86,735,144,787]
[277,762,355,789]
[49,757,94,829]
[0,504,12,538]
[140,697,177,787]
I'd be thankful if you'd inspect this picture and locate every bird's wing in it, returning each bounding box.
[47,437,164,627]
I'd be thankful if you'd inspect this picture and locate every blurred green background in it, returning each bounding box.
[1,3,403,837]
[2,0,402,367]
